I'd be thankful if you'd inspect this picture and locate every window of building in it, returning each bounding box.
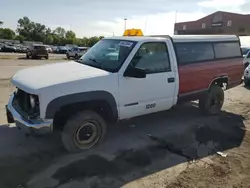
[213,12,223,23]
[214,42,241,59]
[183,25,186,30]
[175,43,214,65]
[202,23,206,29]
[130,42,171,74]
[227,20,232,26]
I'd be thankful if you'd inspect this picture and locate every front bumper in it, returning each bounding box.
[6,94,53,134]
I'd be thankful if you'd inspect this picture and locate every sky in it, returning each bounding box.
[0,0,250,37]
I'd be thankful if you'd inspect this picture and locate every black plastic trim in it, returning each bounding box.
[45,91,118,120]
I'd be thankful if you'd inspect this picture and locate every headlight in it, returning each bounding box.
[30,95,36,108]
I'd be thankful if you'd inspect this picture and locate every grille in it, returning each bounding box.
[13,89,40,119]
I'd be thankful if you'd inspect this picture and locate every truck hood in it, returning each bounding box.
[11,61,110,94]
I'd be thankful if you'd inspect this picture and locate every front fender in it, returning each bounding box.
[45,91,118,120]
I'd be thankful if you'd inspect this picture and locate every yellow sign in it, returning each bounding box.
[123,29,143,36]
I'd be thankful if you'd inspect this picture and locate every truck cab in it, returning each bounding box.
[6,33,243,152]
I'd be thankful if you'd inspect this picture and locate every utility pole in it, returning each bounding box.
[124,18,127,30]
[175,10,178,24]
[174,11,178,34]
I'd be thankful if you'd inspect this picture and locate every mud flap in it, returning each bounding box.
[6,105,15,123]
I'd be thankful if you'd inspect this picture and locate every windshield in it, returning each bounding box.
[34,45,45,50]
[77,39,137,72]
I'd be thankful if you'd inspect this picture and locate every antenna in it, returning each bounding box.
[124,18,127,30]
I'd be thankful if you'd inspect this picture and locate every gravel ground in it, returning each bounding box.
[0,59,249,188]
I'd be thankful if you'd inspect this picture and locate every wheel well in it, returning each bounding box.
[209,77,228,89]
[244,62,249,69]
[53,100,116,131]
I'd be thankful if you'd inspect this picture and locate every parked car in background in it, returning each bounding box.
[1,45,16,53]
[45,45,53,53]
[26,44,48,59]
[50,45,57,53]
[56,46,68,54]
[0,43,3,52]
[66,47,88,59]
[15,45,28,53]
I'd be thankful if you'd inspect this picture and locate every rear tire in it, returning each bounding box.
[66,53,70,59]
[61,110,106,153]
[26,53,29,59]
[199,85,224,115]
[45,55,49,59]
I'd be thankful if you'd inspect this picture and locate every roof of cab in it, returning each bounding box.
[171,35,239,42]
[105,35,239,43]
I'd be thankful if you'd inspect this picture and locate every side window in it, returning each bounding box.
[130,42,171,74]
[214,42,241,58]
[175,43,214,65]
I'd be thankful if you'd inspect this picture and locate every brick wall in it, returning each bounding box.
[174,11,250,36]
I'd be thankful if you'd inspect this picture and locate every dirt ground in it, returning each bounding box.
[0,58,249,188]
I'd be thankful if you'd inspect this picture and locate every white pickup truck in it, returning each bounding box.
[6,35,243,152]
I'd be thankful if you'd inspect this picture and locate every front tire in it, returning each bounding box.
[244,62,249,69]
[244,78,250,86]
[199,85,224,115]
[61,111,106,153]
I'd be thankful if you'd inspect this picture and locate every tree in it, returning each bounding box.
[17,17,32,40]
[0,28,16,39]
[88,36,100,47]
[0,21,3,26]
[81,37,89,46]
[15,35,25,42]
[45,28,51,35]
[17,16,47,42]
[65,30,76,39]
[44,34,54,44]
[14,16,103,45]
[51,33,60,45]
[99,36,104,40]
[53,27,66,38]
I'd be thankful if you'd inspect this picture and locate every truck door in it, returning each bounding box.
[118,41,177,119]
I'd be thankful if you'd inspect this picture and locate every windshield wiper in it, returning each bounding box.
[88,58,100,65]
[75,59,81,63]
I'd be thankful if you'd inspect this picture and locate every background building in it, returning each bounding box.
[174,11,250,36]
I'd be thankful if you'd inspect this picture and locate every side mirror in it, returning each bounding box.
[124,67,146,78]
